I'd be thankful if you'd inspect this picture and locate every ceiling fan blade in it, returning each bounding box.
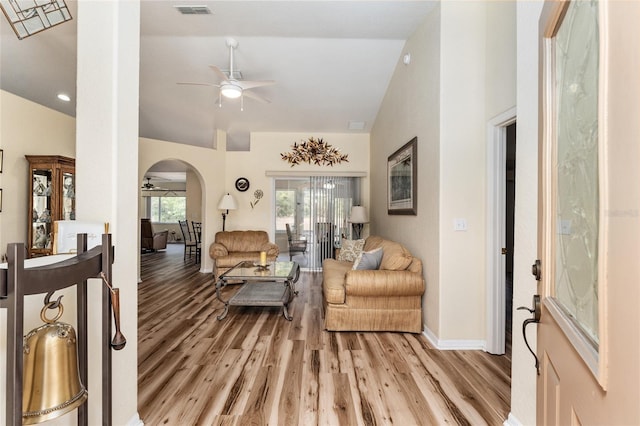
[209,65,229,83]
[243,90,271,104]
[237,80,276,90]
[177,82,220,88]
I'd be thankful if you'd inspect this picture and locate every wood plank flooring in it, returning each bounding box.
[138,244,511,425]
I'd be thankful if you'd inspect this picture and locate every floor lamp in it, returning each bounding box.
[218,193,237,231]
[348,206,369,239]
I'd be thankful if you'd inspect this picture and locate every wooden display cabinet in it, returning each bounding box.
[25,155,76,257]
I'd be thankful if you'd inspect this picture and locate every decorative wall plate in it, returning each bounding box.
[235,177,250,192]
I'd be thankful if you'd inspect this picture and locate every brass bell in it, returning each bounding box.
[22,301,88,424]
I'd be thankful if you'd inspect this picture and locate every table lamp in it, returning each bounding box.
[348,206,369,239]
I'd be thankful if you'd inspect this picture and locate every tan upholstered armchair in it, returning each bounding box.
[209,230,279,278]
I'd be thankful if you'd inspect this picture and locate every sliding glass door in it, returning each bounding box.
[274,176,360,270]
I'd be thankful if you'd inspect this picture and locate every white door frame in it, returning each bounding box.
[486,107,517,355]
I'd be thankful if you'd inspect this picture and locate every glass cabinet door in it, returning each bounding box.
[62,171,75,220]
[32,168,53,250]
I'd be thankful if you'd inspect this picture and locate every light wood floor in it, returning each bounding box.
[138,244,511,425]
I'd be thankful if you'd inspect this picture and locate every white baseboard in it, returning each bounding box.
[423,325,486,350]
[127,412,144,426]
[503,412,523,426]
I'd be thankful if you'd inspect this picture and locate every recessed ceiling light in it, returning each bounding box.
[57,93,71,102]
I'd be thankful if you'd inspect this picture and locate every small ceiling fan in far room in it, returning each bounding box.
[141,177,167,191]
[177,37,275,111]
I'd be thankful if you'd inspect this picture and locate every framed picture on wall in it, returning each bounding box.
[387,137,417,215]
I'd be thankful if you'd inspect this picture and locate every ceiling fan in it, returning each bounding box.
[178,37,275,110]
[141,177,167,191]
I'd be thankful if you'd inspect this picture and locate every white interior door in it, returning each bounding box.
[536,1,640,424]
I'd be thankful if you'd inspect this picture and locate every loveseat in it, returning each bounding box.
[209,230,279,278]
[322,235,425,333]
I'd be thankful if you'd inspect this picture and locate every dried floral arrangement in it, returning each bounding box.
[280,137,349,167]
[250,189,263,209]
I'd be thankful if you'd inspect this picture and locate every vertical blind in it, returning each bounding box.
[308,176,359,270]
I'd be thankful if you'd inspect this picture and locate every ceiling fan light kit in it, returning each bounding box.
[178,36,274,110]
[220,83,242,99]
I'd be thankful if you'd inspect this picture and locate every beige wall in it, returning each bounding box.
[371,1,516,345]
[438,0,488,341]
[139,135,227,273]
[370,6,441,335]
[185,169,202,222]
[139,132,369,269]
[0,90,77,424]
[0,90,76,252]
[486,1,518,121]
[225,132,370,236]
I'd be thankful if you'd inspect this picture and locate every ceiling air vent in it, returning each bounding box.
[174,5,212,15]
[348,121,366,130]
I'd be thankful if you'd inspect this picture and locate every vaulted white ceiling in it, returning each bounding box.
[1,1,436,153]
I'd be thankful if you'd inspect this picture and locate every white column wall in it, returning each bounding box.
[76,1,140,424]
[509,2,545,425]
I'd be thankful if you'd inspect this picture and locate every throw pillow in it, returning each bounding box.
[353,247,384,270]
[337,239,365,262]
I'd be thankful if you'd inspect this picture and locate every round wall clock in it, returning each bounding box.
[235,177,250,192]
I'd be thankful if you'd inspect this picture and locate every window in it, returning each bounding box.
[275,189,297,231]
[552,0,600,346]
[149,196,186,223]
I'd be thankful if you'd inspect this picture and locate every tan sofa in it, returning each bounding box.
[322,235,425,333]
[209,230,279,278]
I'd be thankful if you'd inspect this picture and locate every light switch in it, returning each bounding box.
[454,218,468,231]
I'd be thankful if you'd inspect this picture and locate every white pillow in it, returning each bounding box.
[353,247,384,270]
[337,239,365,262]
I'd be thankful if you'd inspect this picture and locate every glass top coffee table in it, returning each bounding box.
[215,260,301,321]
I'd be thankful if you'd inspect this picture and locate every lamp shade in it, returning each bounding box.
[348,206,369,224]
[217,193,238,210]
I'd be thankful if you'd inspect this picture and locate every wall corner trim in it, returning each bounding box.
[423,326,486,351]
[503,412,523,426]
[127,412,144,426]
